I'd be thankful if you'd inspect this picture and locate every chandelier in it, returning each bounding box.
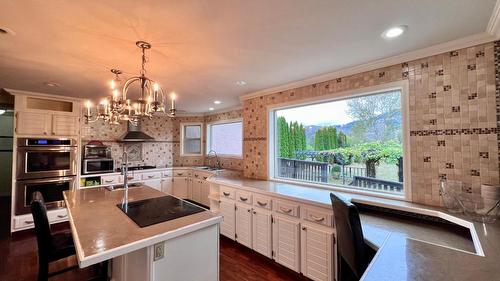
[84,41,176,125]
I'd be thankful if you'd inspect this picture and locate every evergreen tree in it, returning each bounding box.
[277,116,290,157]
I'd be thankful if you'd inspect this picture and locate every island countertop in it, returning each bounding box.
[63,186,222,268]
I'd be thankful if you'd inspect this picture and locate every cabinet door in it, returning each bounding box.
[301,223,335,281]
[186,177,193,200]
[220,199,236,240]
[252,208,272,258]
[51,114,79,136]
[191,179,202,203]
[201,180,210,206]
[161,177,173,194]
[144,179,162,191]
[15,112,48,135]
[235,203,253,248]
[273,215,301,272]
[172,177,188,199]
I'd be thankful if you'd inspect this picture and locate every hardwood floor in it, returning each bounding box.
[0,197,308,281]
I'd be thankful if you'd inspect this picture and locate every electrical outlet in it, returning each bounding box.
[154,242,164,261]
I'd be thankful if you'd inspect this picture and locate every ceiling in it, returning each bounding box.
[0,0,496,113]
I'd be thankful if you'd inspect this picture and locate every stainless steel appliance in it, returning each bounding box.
[84,144,111,159]
[16,138,77,180]
[15,138,77,215]
[82,158,115,174]
[15,176,76,215]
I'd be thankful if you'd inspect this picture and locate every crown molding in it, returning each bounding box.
[240,32,496,101]
[2,88,84,101]
[487,0,500,37]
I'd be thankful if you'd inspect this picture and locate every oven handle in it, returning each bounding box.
[18,146,76,152]
[17,177,75,184]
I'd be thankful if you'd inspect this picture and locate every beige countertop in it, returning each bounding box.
[63,186,222,268]
[209,173,500,281]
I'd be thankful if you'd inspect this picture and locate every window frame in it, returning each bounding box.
[206,118,244,159]
[180,122,204,156]
[268,80,412,201]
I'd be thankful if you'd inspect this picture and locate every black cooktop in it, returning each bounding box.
[116,165,157,172]
[117,195,205,228]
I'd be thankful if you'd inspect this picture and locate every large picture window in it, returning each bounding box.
[272,88,407,196]
[207,120,243,157]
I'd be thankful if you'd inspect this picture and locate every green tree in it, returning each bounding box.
[314,126,338,151]
[277,116,290,157]
[346,91,401,144]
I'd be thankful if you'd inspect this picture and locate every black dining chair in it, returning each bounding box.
[330,193,373,281]
[31,191,108,281]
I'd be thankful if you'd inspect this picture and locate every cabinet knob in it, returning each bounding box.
[253,211,256,214]
[302,227,307,231]
[247,209,251,213]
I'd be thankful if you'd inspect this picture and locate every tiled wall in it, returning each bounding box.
[81,109,243,170]
[242,41,499,206]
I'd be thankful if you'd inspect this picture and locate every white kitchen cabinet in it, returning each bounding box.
[144,179,162,191]
[161,177,173,194]
[272,214,301,272]
[191,179,202,203]
[101,175,122,185]
[235,203,253,248]
[172,177,188,199]
[252,207,272,258]
[220,199,236,240]
[186,177,193,200]
[300,223,335,281]
[15,112,48,135]
[16,112,79,137]
[51,114,79,136]
[200,180,210,206]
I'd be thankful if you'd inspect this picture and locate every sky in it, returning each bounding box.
[276,99,354,126]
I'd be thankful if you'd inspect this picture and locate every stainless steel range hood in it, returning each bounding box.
[119,119,155,142]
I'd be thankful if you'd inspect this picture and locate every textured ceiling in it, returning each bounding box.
[0,0,495,113]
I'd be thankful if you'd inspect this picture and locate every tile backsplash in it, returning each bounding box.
[81,110,243,170]
[242,41,500,207]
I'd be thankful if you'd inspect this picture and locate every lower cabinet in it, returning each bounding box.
[144,179,162,191]
[252,207,273,258]
[220,199,236,239]
[235,203,253,248]
[172,177,188,199]
[191,179,202,203]
[201,180,210,206]
[161,177,173,194]
[301,223,335,281]
[272,214,301,272]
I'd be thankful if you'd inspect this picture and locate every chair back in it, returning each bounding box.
[31,191,54,259]
[330,193,368,280]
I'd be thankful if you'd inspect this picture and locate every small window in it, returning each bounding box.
[181,123,203,156]
[207,120,243,157]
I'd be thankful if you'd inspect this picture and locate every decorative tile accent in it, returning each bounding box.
[423,156,431,162]
[479,152,489,158]
[451,106,460,113]
[471,170,481,177]
[467,64,476,71]
[445,163,454,169]
[437,140,446,146]
[450,51,459,57]
[428,92,437,99]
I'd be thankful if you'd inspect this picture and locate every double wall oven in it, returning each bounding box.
[15,138,77,215]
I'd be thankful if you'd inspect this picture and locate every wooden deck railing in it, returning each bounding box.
[350,176,403,192]
[277,158,328,183]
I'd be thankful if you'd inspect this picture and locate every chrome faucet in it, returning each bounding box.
[207,150,222,170]
[121,151,129,211]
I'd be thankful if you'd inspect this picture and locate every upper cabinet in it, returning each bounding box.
[13,93,81,137]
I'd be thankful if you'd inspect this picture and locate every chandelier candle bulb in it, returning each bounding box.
[170,92,176,110]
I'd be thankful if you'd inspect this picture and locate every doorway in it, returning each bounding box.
[0,90,14,236]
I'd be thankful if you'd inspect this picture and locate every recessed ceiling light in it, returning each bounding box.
[44,82,60,87]
[0,27,15,35]
[236,81,247,86]
[209,107,214,111]
[382,25,407,39]
[214,100,221,104]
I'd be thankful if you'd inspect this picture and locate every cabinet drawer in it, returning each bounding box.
[125,173,142,182]
[253,194,272,210]
[48,208,69,222]
[141,172,161,180]
[193,171,210,180]
[274,199,300,218]
[173,170,188,177]
[236,190,253,205]
[220,185,236,200]
[13,214,35,229]
[101,175,121,185]
[301,206,333,227]
[161,170,173,178]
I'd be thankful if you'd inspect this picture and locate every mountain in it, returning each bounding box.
[304,111,401,146]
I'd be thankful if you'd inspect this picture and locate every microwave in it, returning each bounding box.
[84,144,111,159]
[82,158,115,174]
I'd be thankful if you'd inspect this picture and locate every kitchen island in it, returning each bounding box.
[63,185,222,281]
